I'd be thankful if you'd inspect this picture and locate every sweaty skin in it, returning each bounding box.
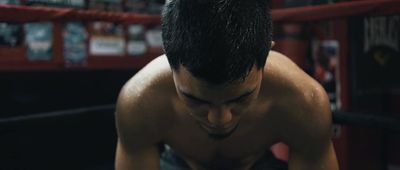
[115,51,339,170]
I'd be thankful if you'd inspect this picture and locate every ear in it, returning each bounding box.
[271,41,275,48]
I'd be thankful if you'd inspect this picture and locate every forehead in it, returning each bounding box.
[173,66,262,92]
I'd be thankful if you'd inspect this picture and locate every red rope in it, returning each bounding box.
[0,4,161,24]
[0,0,399,24]
[272,0,400,22]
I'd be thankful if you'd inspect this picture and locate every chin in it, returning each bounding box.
[205,123,239,140]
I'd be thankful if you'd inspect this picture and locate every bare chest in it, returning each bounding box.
[163,114,278,170]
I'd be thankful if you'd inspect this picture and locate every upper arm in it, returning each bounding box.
[289,140,337,170]
[267,51,338,169]
[114,83,163,170]
[115,140,160,170]
[285,85,338,170]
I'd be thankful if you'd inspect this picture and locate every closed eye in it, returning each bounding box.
[225,90,255,104]
[186,97,205,105]
[179,88,256,105]
[181,92,211,105]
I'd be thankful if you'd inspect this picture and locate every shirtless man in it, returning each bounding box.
[115,0,338,169]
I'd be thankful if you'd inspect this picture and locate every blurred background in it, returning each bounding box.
[0,0,399,169]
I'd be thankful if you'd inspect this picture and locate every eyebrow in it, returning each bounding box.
[179,88,256,105]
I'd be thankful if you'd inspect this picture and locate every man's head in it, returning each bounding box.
[162,0,272,84]
[162,0,272,139]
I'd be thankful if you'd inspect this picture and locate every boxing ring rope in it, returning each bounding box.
[0,4,161,24]
[333,111,400,133]
[272,0,400,22]
[0,104,115,127]
[0,1,399,132]
[1,0,400,24]
[0,104,399,133]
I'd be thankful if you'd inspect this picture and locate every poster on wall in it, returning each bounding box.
[349,15,400,96]
[89,22,125,56]
[63,22,87,66]
[0,23,23,47]
[145,26,163,49]
[0,0,23,47]
[24,22,53,61]
[127,24,147,56]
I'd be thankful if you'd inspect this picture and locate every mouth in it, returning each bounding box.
[201,123,240,140]
[200,122,239,134]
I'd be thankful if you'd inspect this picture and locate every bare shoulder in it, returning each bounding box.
[124,55,173,91]
[115,55,174,149]
[264,51,332,146]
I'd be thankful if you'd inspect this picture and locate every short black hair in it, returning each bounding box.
[162,0,272,84]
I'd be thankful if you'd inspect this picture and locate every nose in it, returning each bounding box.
[207,107,232,127]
